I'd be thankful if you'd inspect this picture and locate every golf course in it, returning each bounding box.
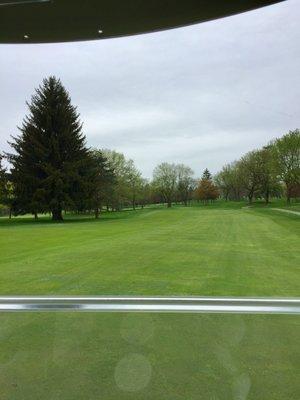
[0,202,299,399]
[0,202,299,296]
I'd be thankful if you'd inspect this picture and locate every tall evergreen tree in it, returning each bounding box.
[202,168,212,181]
[7,76,92,221]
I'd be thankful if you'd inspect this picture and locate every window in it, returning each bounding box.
[0,1,299,398]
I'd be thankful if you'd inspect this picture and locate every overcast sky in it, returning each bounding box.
[0,0,299,178]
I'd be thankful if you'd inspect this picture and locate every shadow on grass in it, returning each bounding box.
[1,200,298,228]
[0,207,160,228]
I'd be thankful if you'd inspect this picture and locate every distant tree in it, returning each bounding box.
[90,150,115,218]
[256,146,280,204]
[176,164,195,206]
[271,129,300,204]
[0,154,6,199]
[215,162,244,201]
[102,149,143,210]
[215,164,232,201]
[152,163,177,207]
[144,181,163,205]
[4,181,15,219]
[195,180,219,203]
[127,160,144,210]
[102,150,128,210]
[237,150,262,204]
[202,168,212,181]
[0,155,7,214]
[7,76,92,221]
[0,155,14,218]
[195,169,219,203]
[289,183,300,199]
[138,180,152,208]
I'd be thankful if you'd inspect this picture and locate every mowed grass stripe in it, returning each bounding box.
[0,206,299,296]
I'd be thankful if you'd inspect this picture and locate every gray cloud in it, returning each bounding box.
[0,0,299,178]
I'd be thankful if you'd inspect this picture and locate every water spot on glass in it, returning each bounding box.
[232,373,251,400]
[209,394,220,400]
[218,316,246,347]
[214,345,238,375]
[120,314,154,345]
[114,353,152,392]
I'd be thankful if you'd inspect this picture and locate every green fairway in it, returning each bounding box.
[0,204,299,296]
[0,204,299,399]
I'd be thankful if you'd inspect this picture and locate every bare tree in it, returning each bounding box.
[237,150,262,204]
[102,149,143,210]
[256,146,280,204]
[176,164,195,206]
[127,160,144,210]
[153,163,178,207]
[215,162,244,201]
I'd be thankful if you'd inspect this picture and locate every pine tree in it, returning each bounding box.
[7,76,92,221]
[202,168,212,181]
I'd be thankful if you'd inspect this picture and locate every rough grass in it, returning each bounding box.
[0,202,299,399]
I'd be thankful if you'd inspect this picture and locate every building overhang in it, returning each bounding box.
[0,0,285,44]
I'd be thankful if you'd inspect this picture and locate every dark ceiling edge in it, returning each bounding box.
[0,0,286,45]
[103,0,286,44]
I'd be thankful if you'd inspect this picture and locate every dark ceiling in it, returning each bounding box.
[0,0,285,44]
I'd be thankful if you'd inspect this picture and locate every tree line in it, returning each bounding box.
[0,77,299,220]
[214,130,300,204]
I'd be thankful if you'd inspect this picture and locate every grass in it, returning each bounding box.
[0,201,299,399]
[0,201,299,296]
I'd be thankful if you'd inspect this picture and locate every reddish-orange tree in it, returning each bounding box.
[195,169,219,203]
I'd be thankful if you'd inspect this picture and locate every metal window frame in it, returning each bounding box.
[0,296,299,314]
